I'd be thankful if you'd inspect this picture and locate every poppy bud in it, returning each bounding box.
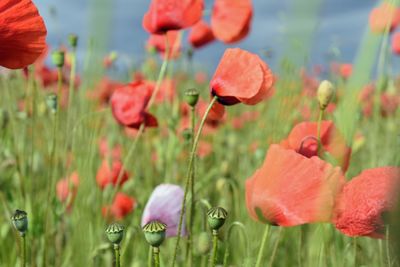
[105,223,124,245]
[207,207,227,231]
[52,51,65,68]
[142,220,166,247]
[46,93,58,114]
[68,34,78,48]
[185,88,200,107]
[182,128,192,141]
[317,80,335,110]
[11,210,28,235]
[195,232,211,255]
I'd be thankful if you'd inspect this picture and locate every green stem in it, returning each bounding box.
[170,96,218,267]
[222,222,249,267]
[386,227,391,267]
[148,246,152,267]
[353,238,357,267]
[255,224,270,267]
[210,230,218,267]
[153,247,160,267]
[22,233,26,267]
[187,106,196,267]
[267,228,283,267]
[114,244,120,267]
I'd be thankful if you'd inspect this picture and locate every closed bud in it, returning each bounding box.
[182,128,192,141]
[52,51,65,68]
[317,80,335,110]
[68,34,78,48]
[207,207,227,231]
[184,88,199,107]
[11,210,28,234]
[105,223,124,245]
[142,220,166,247]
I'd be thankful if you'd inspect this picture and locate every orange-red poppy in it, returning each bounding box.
[56,172,80,204]
[333,167,400,238]
[246,144,345,226]
[211,0,252,44]
[143,0,203,34]
[280,120,351,171]
[102,193,136,220]
[110,81,158,129]
[147,31,181,60]
[392,32,400,54]
[210,48,274,105]
[96,159,129,190]
[189,21,215,48]
[369,2,400,33]
[339,63,352,79]
[0,0,47,69]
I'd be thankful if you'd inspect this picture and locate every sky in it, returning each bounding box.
[33,0,377,73]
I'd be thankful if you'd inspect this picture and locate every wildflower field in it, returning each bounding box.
[1,0,400,266]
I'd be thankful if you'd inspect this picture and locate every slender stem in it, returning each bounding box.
[267,228,283,267]
[114,244,120,267]
[170,96,218,267]
[210,230,218,267]
[222,222,249,267]
[153,247,160,267]
[22,233,26,267]
[386,227,391,267]
[255,224,270,267]
[148,246,152,267]
[353,238,357,267]
[66,47,76,146]
[316,108,324,155]
[187,106,196,267]
[298,227,303,267]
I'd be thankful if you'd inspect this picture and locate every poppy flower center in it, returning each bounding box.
[297,135,319,158]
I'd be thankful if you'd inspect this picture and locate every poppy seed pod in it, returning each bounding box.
[68,34,78,48]
[143,221,167,247]
[105,223,124,245]
[11,210,28,234]
[51,51,65,68]
[207,207,228,231]
[317,80,335,110]
[184,88,200,107]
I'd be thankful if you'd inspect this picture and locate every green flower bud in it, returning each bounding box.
[142,221,166,247]
[207,207,227,231]
[46,93,58,114]
[184,88,199,107]
[195,232,211,255]
[317,80,335,110]
[182,128,192,141]
[52,51,65,68]
[11,210,28,234]
[68,34,78,48]
[105,223,124,245]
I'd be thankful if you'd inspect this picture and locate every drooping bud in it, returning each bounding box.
[11,210,28,235]
[317,80,335,110]
[207,207,228,231]
[105,223,124,245]
[68,34,78,48]
[184,88,200,107]
[142,220,166,247]
[52,51,65,68]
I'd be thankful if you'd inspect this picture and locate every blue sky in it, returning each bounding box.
[33,0,376,73]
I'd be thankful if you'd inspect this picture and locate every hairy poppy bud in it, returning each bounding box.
[185,88,200,107]
[195,232,211,255]
[143,220,166,247]
[11,210,28,234]
[105,223,124,245]
[317,80,335,110]
[207,207,227,231]
[52,51,65,68]
[68,34,78,48]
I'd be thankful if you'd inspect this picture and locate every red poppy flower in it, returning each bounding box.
[147,31,181,59]
[339,64,352,79]
[189,21,215,48]
[143,0,203,34]
[333,167,400,238]
[393,32,400,54]
[211,0,252,44]
[369,2,400,33]
[210,48,274,105]
[56,172,80,203]
[246,144,345,226]
[102,193,136,220]
[110,81,158,129]
[0,0,47,69]
[280,120,351,171]
[96,159,129,190]
[98,138,122,160]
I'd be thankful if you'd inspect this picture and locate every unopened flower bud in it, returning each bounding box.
[68,34,78,48]
[11,210,28,234]
[46,93,58,114]
[105,223,124,245]
[142,220,166,247]
[317,80,335,110]
[207,207,227,231]
[52,51,65,68]
[185,88,200,107]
